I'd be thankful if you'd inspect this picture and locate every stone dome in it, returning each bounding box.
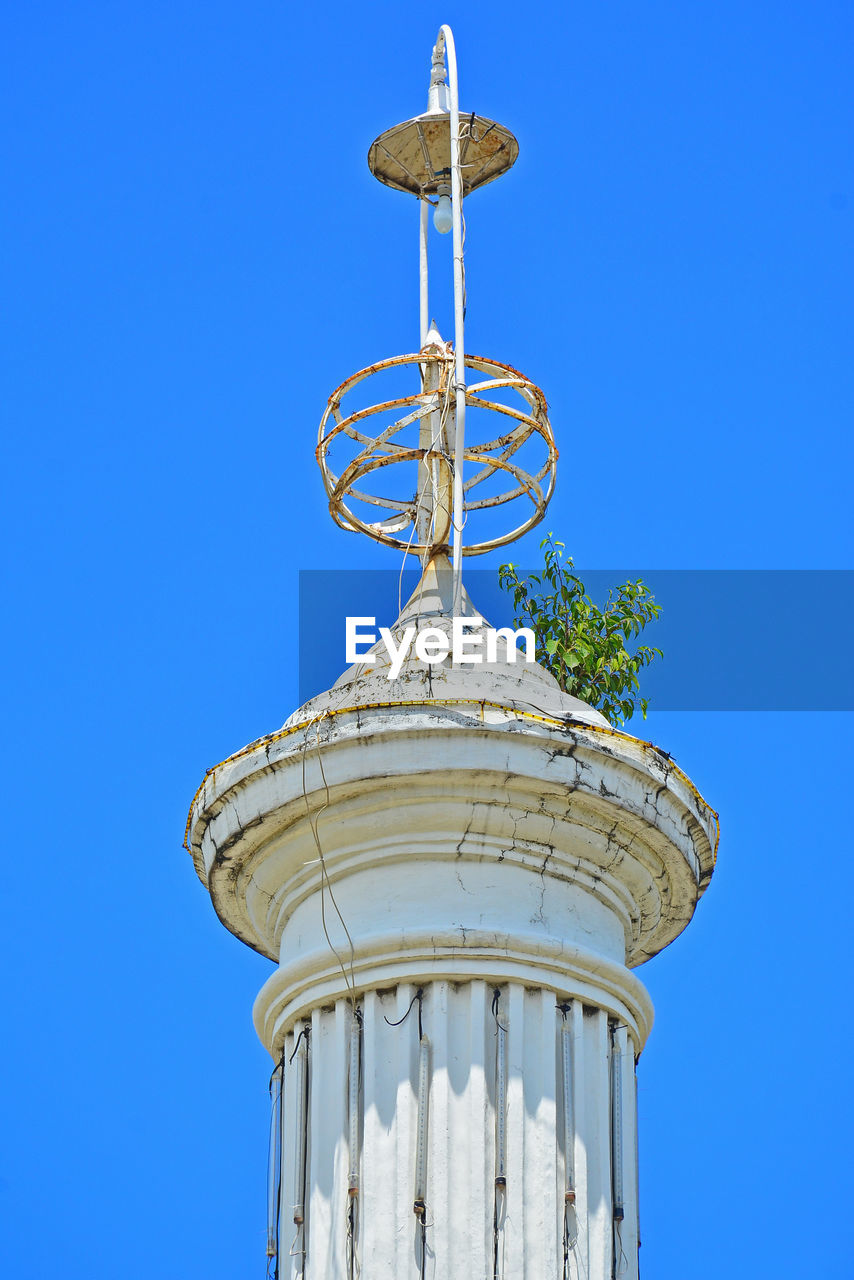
[187,558,716,976]
[286,554,611,730]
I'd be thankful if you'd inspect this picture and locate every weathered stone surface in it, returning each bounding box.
[187,561,717,1279]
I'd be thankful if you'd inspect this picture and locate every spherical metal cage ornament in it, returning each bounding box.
[317,346,557,557]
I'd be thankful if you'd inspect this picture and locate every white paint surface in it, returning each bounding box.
[188,566,716,1278]
[277,985,640,1279]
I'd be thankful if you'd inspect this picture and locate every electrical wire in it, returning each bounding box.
[346,1197,359,1280]
[347,1007,362,1279]
[383,987,424,1038]
[288,1026,309,1065]
[300,713,358,1009]
[267,1051,285,1279]
[418,1215,428,1280]
[276,1051,285,1277]
[491,986,508,1033]
[290,1026,310,1264]
[460,205,468,319]
[397,517,420,617]
[613,1223,628,1280]
[557,1003,580,1280]
[383,989,431,1267]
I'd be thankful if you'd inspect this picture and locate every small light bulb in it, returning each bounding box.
[433,193,452,234]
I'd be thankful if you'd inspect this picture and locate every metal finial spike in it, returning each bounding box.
[428,33,449,114]
[431,31,446,81]
[423,319,445,349]
[367,23,517,200]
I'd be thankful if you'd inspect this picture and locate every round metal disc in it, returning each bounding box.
[367,110,518,197]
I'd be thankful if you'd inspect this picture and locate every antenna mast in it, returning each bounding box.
[317,27,557,604]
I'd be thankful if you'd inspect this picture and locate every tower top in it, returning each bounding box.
[316,27,557,610]
[367,30,518,198]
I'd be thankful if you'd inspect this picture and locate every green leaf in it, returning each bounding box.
[496,544,661,726]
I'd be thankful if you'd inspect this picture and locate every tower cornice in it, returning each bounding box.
[187,698,717,970]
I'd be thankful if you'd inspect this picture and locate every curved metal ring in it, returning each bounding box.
[317,351,557,556]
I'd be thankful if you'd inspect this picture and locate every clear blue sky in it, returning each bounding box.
[2,3,852,1276]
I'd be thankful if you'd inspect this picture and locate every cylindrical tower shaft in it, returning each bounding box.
[273,983,641,1280]
[188,579,716,1276]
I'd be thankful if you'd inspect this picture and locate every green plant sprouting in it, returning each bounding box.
[498,534,662,727]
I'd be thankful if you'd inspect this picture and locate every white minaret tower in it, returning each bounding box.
[185,28,717,1280]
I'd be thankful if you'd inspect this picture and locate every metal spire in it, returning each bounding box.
[316,27,556,608]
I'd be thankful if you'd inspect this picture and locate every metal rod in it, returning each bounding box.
[561,1017,576,1203]
[267,1061,283,1260]
[414,1034,431,1216]
[610,1025,624,1222]
[348,1011,361,1197]
[438,24,467,612]
[419,197,429,347]
[495,1016,507,1188]
[634,1065,641,1249]
[293,1030,309,1229]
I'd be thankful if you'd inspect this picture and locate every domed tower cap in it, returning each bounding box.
[368,26,517,198]
[368,109,518,198]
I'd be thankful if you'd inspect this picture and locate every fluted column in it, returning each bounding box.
[274,980,639,1280]
[188,683,716,1279]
